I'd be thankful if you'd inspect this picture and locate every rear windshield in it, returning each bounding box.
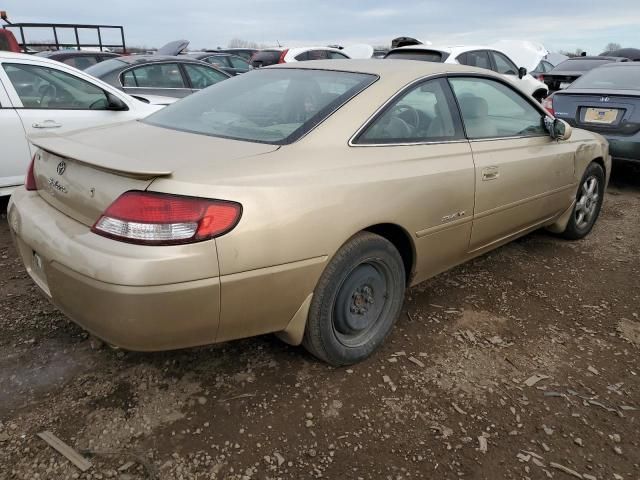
[554,59,613,72]
[251,50,281,67]
[84,58,127,77]
[570,65,640,90]
[385,49,447,63]
[144,68,377,145]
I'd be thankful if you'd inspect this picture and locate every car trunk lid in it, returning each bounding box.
[29,122,279,226]
[553,90,640,135]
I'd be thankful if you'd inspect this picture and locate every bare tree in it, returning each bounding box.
[228,38,265,49]
[604,42,622,52]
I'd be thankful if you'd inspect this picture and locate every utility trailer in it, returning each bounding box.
[0,10,126,53]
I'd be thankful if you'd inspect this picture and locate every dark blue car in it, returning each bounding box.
[545,63,640,163]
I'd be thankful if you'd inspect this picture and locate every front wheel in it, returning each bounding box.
[560,162,605,240]
[303,232,406,366]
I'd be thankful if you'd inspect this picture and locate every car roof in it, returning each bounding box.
[598,61,640,68]
[186,52,231,58]
[113,55,211,65]
[269,58,501,79]
[0,50,69,66]
[564,56,627,61]
[36,50,116,58]
[392,44,489,54]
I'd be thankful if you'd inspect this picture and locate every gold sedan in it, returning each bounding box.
[8,60,610,365]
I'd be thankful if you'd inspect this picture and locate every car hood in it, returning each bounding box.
[489,40,548,71]
[28,121,280,182]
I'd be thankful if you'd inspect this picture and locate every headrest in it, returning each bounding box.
[459,96,489,119]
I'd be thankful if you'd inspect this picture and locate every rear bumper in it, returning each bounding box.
[8,188,221,351]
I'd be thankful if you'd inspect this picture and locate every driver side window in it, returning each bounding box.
[355,78,463,144]
[4,63,109,109]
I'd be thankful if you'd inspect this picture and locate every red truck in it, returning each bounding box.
[0,12,20,52]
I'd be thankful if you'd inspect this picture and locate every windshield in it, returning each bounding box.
[85,58,127,77]
[143,68,377,144]
[570,65,640,90]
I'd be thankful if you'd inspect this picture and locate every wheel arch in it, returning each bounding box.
[363,223,416,283]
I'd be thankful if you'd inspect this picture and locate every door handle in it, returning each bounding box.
[32,120,62,129]
[482,166,500,181]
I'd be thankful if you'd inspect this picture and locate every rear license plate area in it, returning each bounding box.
[584,107,619,125]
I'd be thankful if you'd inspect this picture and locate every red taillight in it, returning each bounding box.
[91,191,242,245]
[278,49,289,63]
[25,155,38,191]
[542,96,554,116]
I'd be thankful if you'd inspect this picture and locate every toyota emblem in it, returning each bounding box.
[56,161,66,175]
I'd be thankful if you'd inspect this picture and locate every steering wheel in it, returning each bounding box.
[391,104,420,131]
[38,84,57,108]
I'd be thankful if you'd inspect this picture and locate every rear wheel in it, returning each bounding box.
[303,232,405,366]
[560,162,605,240]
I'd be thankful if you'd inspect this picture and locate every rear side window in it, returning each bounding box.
[457,50,491,70]
[122,63,186,88]
[328,51,349,59]
[355,78,463,144]
[490,52,518,75]
[203,56,228,67]
[229,56,250,69]
[183,64,228,89]
[385,49,446,62]
[251,51,281,67]
[144,69,377,144]
[307,50,329,60]
[63,56,98,70]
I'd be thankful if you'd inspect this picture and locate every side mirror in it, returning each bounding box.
[549,118,572,141]
[518,67,527,79]
[106,92,129,111]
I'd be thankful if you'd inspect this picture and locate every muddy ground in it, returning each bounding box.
[1,163,639,480]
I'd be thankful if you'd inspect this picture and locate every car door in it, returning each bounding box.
[0,61,139,155]
[350,77,475,282]
[181,63,229,93]
[120,62,192,98]
[448,75,576,252]
[0,77,30,193]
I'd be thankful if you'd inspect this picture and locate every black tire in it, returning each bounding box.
[303,232,406,366]
[560,162,605,240]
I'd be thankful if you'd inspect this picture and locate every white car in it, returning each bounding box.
[385,44,549,100]
[250,45,374,67]
[0,52,166,196]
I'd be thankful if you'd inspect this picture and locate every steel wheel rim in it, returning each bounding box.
[575,175,599,229]
[332,259,393,348]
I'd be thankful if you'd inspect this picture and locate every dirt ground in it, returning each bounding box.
[1,163,639,480]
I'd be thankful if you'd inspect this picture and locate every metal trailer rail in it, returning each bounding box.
[1,22,126,53]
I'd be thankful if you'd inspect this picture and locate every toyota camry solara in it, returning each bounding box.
[8,60,610,365]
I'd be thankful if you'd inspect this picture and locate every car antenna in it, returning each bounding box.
[276,40,281,47]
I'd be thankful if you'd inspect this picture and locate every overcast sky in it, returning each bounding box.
[3,0,638,54]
